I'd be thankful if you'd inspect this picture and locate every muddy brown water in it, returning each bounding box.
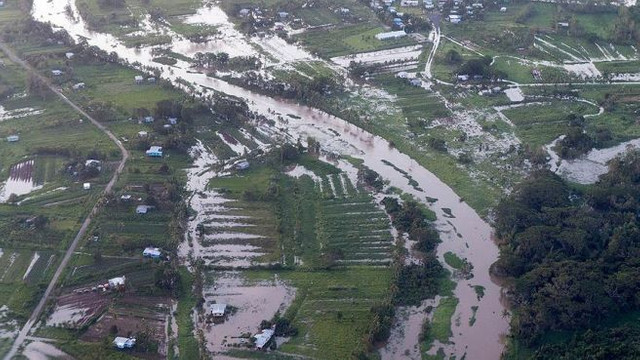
[32,1,509,358]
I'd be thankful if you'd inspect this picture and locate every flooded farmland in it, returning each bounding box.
[200,272,295,354]
[0,160,43,203]
[31,0,510,358]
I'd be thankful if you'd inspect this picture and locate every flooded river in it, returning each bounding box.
[31,1,508,358]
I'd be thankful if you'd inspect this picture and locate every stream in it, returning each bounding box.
[31,1,509,358]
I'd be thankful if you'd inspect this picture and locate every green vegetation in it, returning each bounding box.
[495,154,640,356]
[423,296,459,345]
[247,268,393,360]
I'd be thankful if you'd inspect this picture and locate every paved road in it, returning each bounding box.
[0,42,130,360]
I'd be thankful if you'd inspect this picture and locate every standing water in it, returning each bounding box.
[31,1,509,358]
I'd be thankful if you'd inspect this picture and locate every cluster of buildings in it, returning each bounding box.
[134,75,156,84]
[445,1,486,24]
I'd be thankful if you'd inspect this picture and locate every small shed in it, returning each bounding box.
[500,6,507,12]
[108,276,126,288]
[51,70,63,76]
[83,183,91,190]
[85,159,102,170]
[168,117,178,125]
[235,161,250,171]
[143,116,154,123]
[134,75,144,84]
[113,337,136,349]
[120,194,132,201]
[147,77,156,83]
[65,52,74,59]
[254,327,275,350]
[138,131,148,137]
[72,82,85,90]
[6,135,19,142]
[143,247,162,259]
[136,205,151,214]
[210,303,227,317]
[239,8,250,17]
[146,146,163,157]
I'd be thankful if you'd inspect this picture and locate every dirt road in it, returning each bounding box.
[0,41,130,360]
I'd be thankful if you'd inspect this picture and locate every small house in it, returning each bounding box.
[83,183,91,190]
[134,75,144,84]
[120,194,132,201]
[449,14,462,23]
[274,22,285,31]
[254,327,275,350]
[6,135,19,142]
[113,337,136,349]
[210,303,227,317]
[401,0,420,6]
[65,52,74,59]
[239,8,250,17]
[146,146,163,157]
[143,247,162,259]
[500,7,507,12]
[168,117,178,125]
[136,205,152,214]
[558,22,569,28]
[51,70,63,76]
[278,11,288,19]
[396,71,409,79]
[72,82,85,90]
[143,116,154,123]
[108,276,126,288]
[457,74,469,82]
[410,79,422,87]
[85,159,102,170]
[163,124,172,129]
[235,161,250,171]
[138,131,148,137]
[147,77,156,83]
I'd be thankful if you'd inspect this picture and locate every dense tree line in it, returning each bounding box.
[495,151,640,352]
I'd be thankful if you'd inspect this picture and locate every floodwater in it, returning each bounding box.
[45,304,91,327]
[32,1,509,358]
[330,45,424,67]
[0,160,43,203]
[200,272,295,355]
[22,341,72,360]
[0,105,44,122]
[504,87,524,102]
[22,252,40,281]
[547,136,640,184]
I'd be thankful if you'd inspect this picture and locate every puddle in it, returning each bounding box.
[22,252,40,280]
